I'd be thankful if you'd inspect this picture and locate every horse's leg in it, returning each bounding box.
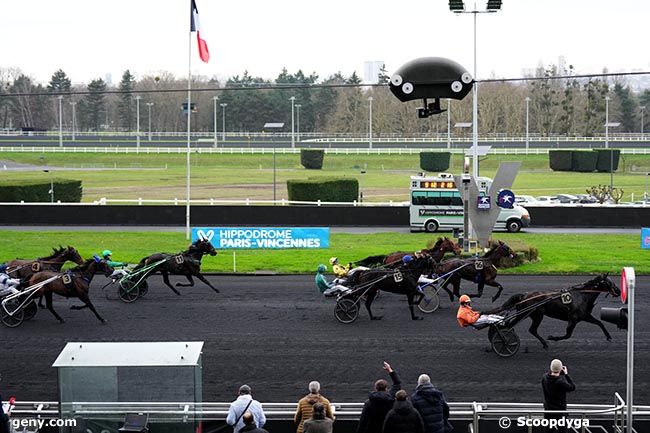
[45,291,64,324]
[528,311,548,349]
[440,276,454,302]
[582,313,613,341]
[161,271,181,295]
[407,292,423,320]
[176,274,195,287]
[479,278,504,302]
[194,273,220,293]
[548,319,578,342]
[77,293,106,324]
[364,289,381,320]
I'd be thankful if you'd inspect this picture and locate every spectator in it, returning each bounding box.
[226,385,266,433]
[0,394,11,433]
[382,390,424,433]
[295,381,335,433]
[357,361,402,433]
[303,403,333,433]
[541,359,575,433]
[240,411,270,433]
[410,374,452,433]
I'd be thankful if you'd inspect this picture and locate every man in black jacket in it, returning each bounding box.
[541,359,575,433]
[411,374,451,433]
[356,361,402,433]
[0,394,10,433]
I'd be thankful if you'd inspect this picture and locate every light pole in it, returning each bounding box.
[605,96,610,150]
[43,169,54,203]
[58,96,63,147]
[220,103,227,142]
[525,97,530,151]
[368,96,373,149]
[146,102,154,142]
[295,104,301,143]
[447,99,451,149]
[641,106,645,140]
[69,101,76,141]
[213,96,219,147]
[290,96,296,148]
[135,95,141,149]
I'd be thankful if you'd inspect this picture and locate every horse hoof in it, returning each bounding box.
[547,336,557,341]
[58,320,65,324]
[491,295,500,302]
[412,316,424,321]
[542,344,549,350]
[101,320,107,324]
[371,316,383,321]
[212,288,220,293]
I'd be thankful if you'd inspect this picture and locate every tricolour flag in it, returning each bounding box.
[190,0,210,63]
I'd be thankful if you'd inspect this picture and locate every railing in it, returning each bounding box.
[0,198,410,207]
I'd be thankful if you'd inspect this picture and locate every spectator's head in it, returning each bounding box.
[309,381,321,394]
[417,374,431,386]
[550,359,563,375]
[312,402,326,420]
[242,412,255,426]
[374,379,388,392]
[239,384,251,395]
[395,390,408,401]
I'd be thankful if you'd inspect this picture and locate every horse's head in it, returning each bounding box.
[194,239,217,256]
[63,246,85,265]
[91,256,115,277]
[495,241,516,260]
[441,237,462,256]
[591,273,620,297]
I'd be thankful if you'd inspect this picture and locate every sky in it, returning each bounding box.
[2,0,650,86]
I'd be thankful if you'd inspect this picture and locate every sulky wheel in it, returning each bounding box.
[22,300,38,321]
[1,300,25,328]
[118,279,140,303]
[334,298,360,324]
[490,327,520,358]
[417,286,440,313]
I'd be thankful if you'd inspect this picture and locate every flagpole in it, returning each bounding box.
[186,0,192,241]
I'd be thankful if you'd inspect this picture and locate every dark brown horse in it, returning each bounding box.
[6,246,84,279]
[355,237,461,268]
[131,239,219,295]
[436,240,516,302]
[29,257,113,324]
[487,274,620,349]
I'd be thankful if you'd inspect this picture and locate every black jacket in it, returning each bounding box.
[0,395,9,433]
[541,372,575,411]
[383,399,424,433]
[357,371,402,433]
[410,384,450,433]
[240,425,269,433]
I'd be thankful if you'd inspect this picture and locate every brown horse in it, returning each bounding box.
[436,240,516,302]
[487,274,620,349]
[131,239,219,295]
[29,258,113,324]
[355,237,461,268]
[6,246,84,279]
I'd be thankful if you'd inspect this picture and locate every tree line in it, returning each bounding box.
[0,64,648,136]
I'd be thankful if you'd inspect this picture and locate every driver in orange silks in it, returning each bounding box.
[456,294,504,328]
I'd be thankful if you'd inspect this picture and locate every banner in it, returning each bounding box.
[192,227,329,249]
[642,227,650,250]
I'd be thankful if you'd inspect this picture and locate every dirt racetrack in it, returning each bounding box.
[3,274,648,405]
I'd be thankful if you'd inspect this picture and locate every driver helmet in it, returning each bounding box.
[317,264,327,273]
[102,249,112,259]
[402,255,413,264]
[329,257,338,265]
[0,263,7,274]
[459,294,471,305]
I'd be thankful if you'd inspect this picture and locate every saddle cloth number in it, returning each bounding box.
[393,271,403,283]
[474,261,484,270]
[561,293,572,305]
[62,274,72,285]
[174,255,185,265]
[31,262,41,272]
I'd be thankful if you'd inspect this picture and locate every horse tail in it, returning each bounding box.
[354,255,386,268]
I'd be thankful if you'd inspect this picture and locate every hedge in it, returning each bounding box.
[287,177,359,202]
[0,179,82,202]
[548,150,573,171]
[594,149,620,172]
[420,152,451,172]
[300,149,325,169]
[571,151,599,172]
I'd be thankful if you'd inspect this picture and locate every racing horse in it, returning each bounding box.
[131,238,219,295]
[29,257,114,324]
[436,240,516,303]
[486,274,620,349]
[354,237,461,268]
[6,246,84,279]
[353,254,436,321]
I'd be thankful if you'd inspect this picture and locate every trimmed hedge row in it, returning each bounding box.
[549,149,620,173]
[0,179,82,202]
[287,177,359,202]
[420,152,451,172]
[300,149,325,169]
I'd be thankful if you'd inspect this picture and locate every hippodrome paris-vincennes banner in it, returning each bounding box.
[191,227,330,249]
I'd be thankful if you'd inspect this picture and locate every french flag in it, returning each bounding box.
[191,0,210,63]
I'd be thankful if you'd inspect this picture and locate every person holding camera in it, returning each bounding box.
[541,359,575,433]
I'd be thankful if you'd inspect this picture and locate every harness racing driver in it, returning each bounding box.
[456,294,505,328]
[329,257,368,285]
[100,250,129,281]
[315,264,350,297]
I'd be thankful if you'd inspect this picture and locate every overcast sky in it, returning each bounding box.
[2,0,649,85]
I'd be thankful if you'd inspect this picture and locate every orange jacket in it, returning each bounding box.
[457,305,481,327]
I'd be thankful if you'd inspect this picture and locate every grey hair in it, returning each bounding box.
[309,381,321,393]
[417,374,431,386]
